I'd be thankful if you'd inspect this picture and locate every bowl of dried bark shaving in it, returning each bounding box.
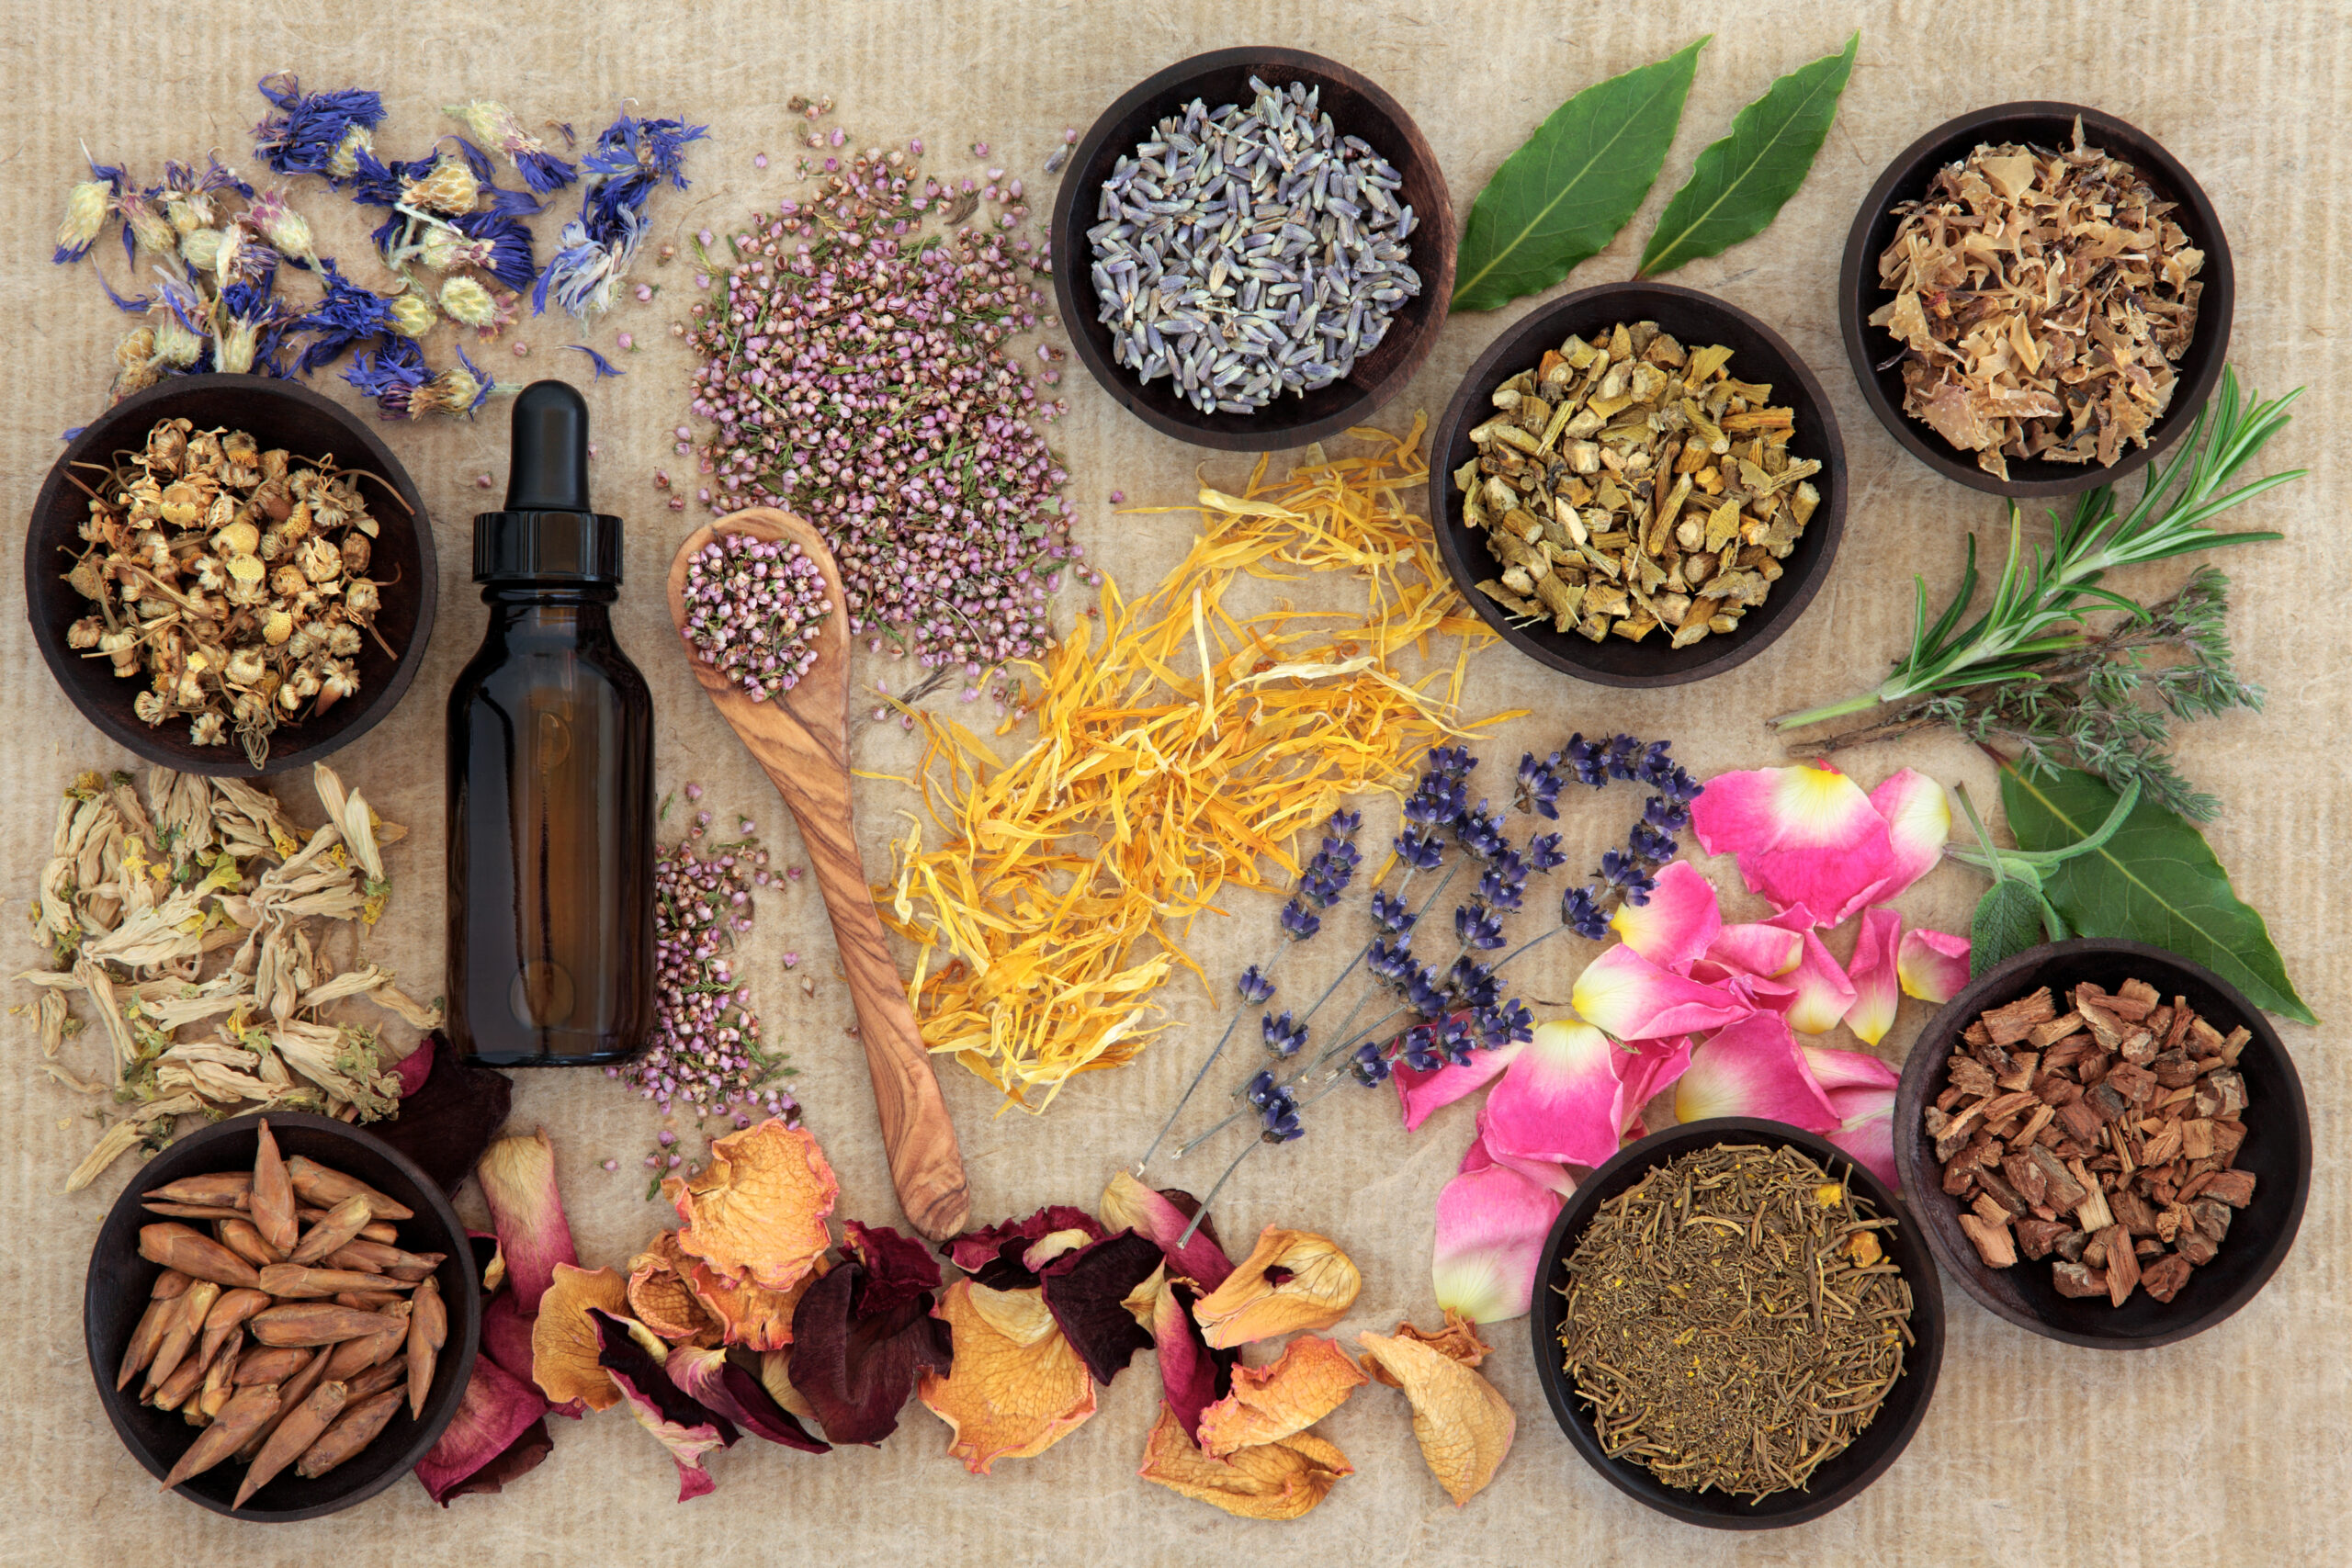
[1530,1119,1944,1529]
[85,1111,481,1520]
[1429,281,1848,688]
[28,375,436,776]
[1838,102,2234,499]
[1894,938,2309,1349]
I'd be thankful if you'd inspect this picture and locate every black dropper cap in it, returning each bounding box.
[473,380,625,584]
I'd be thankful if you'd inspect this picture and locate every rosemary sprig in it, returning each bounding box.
[1773,367,2303,731]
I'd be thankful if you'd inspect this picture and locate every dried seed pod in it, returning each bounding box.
[232,1347,311,1386]
[325,1239,437,1277]
[199,1287,272,1366]
[341,1357,407,1403]
[237,1348,333,1463]
[249,1303,401,1347]
[147,1173,252,1207]
[143,1280,221,1397]
[285,1156,413,1221]
[258,1264,414,1298]
[250,1121,299,1254]
[335,1291,404,1311]
[117,1271,193,1391]
[406,1277,446,1418]
[294,1388,402,1480]
[143,1201,245,1222]
[322,1301,411,1379]
[162,1383,281,1487]
[197,1336,241,1420]
[287,1194,375,1267]
[216,1217,283,1269]
[139,1223,261,1290]
[150,1337,213,1412]
[235,1379,349,1507]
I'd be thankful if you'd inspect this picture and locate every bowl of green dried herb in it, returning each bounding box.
[1531,1118,1944,1528]
[1894,938,2310,1349]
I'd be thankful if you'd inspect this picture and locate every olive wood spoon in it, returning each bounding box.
[666,508,970,1241]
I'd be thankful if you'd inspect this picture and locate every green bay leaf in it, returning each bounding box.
[1450,37,1707,313]
[1636,31,1858,278]
[1970,880,2049,978]
[2000,763,2316,1024]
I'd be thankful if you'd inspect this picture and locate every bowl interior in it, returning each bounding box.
[1838,102,2234,499]
[1430,281,1848,687]
[1893,939,2310,1348]
[84,1111,480,1520]
[1052,46,1454,451]
[27,376,436,776]
[1530,1118,1945,1529]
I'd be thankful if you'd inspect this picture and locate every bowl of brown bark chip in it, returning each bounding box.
[1894,939,2308,1348]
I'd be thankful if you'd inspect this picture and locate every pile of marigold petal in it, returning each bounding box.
[881,421,1519,1110]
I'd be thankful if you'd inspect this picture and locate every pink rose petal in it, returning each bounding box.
[1866,769,1951,904]
[1431,1141,1566,1324]
[1846,907,1903,1045]
[1471,1111,1580,1198]
[1798,1043,1900,1121]
[1770,927,1858,1036]
[1607,861,1722,975]
[1898,927,1972,1003]
[1704,920,1804,979]
[1822,1085,1898,1189]
[1571,945,1750,1042]
[1483,1021,1652,1168]
[1672,1010,1841,1132]
[1394,1037,1526,1132]
[1690,765,1897,928]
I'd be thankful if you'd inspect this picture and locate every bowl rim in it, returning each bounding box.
[82,1109,481,1521]
[1836,99,2236,500]
[26,373,439,777]
[1049,44,1455,452]
[1528,1115,1946,1529]
[1892,935,2311,1349]
[1427,278,1849,688]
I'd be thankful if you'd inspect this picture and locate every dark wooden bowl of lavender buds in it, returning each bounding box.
[27,375,436,776]
[1051,46,1455,451]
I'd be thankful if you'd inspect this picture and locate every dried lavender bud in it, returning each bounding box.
[1236,964,1275,1005]
[679,532,831,702]
[1260,1010,1307,1059]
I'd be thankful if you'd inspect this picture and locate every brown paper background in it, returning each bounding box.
[4,2,2344,1562]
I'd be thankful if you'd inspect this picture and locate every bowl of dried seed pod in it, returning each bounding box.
[28,375,436,775]
[84,1112,481,1520]
[1839,102,2234,498]
[1430,281,1847,686]
[1052,46,1455,451]
[1894,938,2309,1349]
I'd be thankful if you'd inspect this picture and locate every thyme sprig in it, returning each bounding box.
[1773,367,2303,732]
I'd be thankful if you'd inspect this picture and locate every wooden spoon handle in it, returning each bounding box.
[791,802,971,1241]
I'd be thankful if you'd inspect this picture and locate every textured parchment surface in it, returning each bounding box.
[2,3,2344,1564]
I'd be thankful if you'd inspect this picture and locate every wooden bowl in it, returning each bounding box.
[1428,281,1848,687]
[84,1112,481,1520]
[1050,46,1454,451]
[26,376,437,775]
[1530,1118,1945,1529]
[1838,102,2235,500]
[1893,938,2310,1348]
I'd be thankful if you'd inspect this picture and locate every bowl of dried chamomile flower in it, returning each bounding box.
[85,1111,481,1520]
[1839,102,2235,498]
[1430,280,1848,687]
[28,376,436,774]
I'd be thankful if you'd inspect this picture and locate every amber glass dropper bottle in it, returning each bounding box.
[447,380,654,1066]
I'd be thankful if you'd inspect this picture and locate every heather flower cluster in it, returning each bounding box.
[683,101,1075,696]
[680,532,833,701]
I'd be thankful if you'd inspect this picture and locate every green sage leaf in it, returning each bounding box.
[1450,38,1707,313]
[1635,31,1859,278]
[2001,764,2317,1024]
[1971,880,2050,979]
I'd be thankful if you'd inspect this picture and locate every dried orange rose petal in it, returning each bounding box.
[1355,1330,1516,1506]
[1136,1403,1351,1519]
[916,1280,1097,1474]
[662,1119,837,1292]
[1195,1334,1367,1459]
[530,1263,631,1412]
[1192,1227,1361,1348]
[685,1250,821,1353]
[627,1235,723,1347]
[1364,1310,1493,1387]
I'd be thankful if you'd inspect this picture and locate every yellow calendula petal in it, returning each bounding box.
[1195,1335,1368,1458]
[1193,1227,1362,1348]
[1355,1331,1516,1506]
[530,1263,631,1412]
[916,1281,1097,1474]
[1136,1403,1351,1519]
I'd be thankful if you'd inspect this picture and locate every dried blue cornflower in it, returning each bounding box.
[1448,955,1500,1011]
[1526,831,1567,873]
[53,154,124,265]
[582,112,707,206]
[1477,852,1528,912]
[566,343,628,378]
[152,156,251,236]
[1277,898,1322,942]
[447,209,539,292]
[254,73,387,181]
[1394,828,1446,872]
[214,279,289,376]
[1399,1022,1443,1074]
[1476,998,1534,1049]
[1236,964,1276,1005]
[1561,883,1610,941]
[1260,1010,1307,1059]
[535,111,705,324]
[535,205,646,321]
[287,258,393,373]
[1515,750,1565,819]
[1350,1042,1393,1086]
[445,99,579,194]
[345,333,426,412]
[1453,899,1506,952]
[1368,889,1416,935]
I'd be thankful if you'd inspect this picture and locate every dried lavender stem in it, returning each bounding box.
[1175,1137,1262,1248]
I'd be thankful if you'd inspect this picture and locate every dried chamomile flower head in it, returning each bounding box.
[1461,321,1818,649]
[1191,1226,1362,1348]
[1871,121,2203,477]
